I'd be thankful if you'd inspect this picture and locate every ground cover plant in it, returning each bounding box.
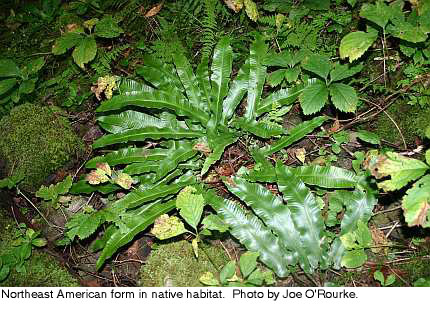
[0,0,429,287]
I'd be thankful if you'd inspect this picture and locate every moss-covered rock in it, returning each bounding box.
[0,103,84,191]
[140,240,229,287]
[371,102,430,146]
[0,208,79,286]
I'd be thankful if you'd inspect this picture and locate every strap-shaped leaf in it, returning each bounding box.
[202,134,238,176]
[92,127,204,149]
[86,148,169,168]
[204,191,290,277]
[245,38,267,121]
[70,179,119,195]
[226,177,312,271]
[210,36,233,127]
[196,56,211,111]
[97,90,210,125]
[338,189,376,234]
[233,118,284,138]
[155,142,198,181]
[262,116,327,156]
[97,110,172,134]
[277,164,327,270]
[136,55,183,91]
[257,85,303,116]
[96,200,176,269]
[222,60,250,124]
[118,78,154,95]
[173,50,202,110]
[290,165,358,188]
[109,181,193,213]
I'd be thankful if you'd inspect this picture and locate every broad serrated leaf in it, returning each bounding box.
[0,174,24,189]
[239,251,259,278]
[262,116,327,156]
[92,127,204,149]
[267,69,286,87]
[387,19,428,43]
[36,176,73,201]
[339,30,378,62]
[290,165,357,188]
[151,214,187,240]
[201,214,229,232]
[301,54,331,80]
[66,211,105,240]
[341,249,367,268]
[176,186,205,230]
[96,201,176,269]
[329,82,358,113]
[220,261,236,284]
[299,80,329,115]
[52,32,83,55]
[357,130,381,145]
[18,79,36,95]
[94,15,124,38]
[402,175,430,227]
[330,63,363,83]
[369,152,429,191]
[72,36,97,69]
[0,59,20,77]
[360,1,391,29]
[211,36,233,127]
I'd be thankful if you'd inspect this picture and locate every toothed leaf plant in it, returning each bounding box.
[63,35,376,276]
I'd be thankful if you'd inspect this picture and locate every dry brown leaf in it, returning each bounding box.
[224,0,244,13]
[66,23,79,32]
[145,2,164,17]
[370,226,389,254]
[413,201,430,226]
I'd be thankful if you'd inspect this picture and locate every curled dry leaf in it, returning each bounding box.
[224,0,243,12]
[145,2,164,17]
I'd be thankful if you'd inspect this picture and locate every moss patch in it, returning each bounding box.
[140,240,230,287]
[0,103,84,191]
[370,101,430,146]
[0,208,79,286]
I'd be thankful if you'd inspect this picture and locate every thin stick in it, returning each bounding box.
[381,29,387,88]
[373,205,402,216]
[385,221,399,239]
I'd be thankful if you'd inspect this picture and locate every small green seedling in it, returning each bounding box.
[374,270,395,287]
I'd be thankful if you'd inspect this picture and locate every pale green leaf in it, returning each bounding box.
[339,30,378,62]
[72,36,97,68]
[357,130,381,145]
[201,214,229,232]
[402,175,430,227]
[150,214,187,240]
[299,80,329,115]
[94,15,124,38]
[329,82,358,113]
[176,186,205,230]
[387,19,428,43]
[239,252,259,278]
[360,1,391,28]
[220,261,236,284]
[36,176,73,201]
[200,272,220,286]
[341,249,367,268]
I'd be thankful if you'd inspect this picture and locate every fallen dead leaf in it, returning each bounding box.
[145,2,164,17]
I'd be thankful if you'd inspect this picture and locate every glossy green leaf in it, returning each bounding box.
[234,118,283,138]
[262,116,327,156]
[202,135,238,176]
[340,189,376,234]
[341,249,367,268]
[97,201,176,269]
[155,142,197,181]
[196,56,211,111]
[357,130,381,145]
[330,63,363,83]
[245,37,267,121]
[402,175,430,227]
[211,36,233,126]
[66,211,105,240]
[72,36,97,68]
[92,127,204,149]
[299,80,329,115]
[339,30,378,62]
[205,192,290,277]
[257,85,303,116]
[329,82,358,113]
[290,165,358,188]
[97,91,209,126]
[86,148,168,168]
[201,214,229,232]
[277,164,328,270]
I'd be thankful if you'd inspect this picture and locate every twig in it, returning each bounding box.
[385,221,399,238]
[373,205,402,216]
[379,222,403,230]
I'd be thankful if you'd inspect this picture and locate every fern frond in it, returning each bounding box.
[201,0,218,59]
